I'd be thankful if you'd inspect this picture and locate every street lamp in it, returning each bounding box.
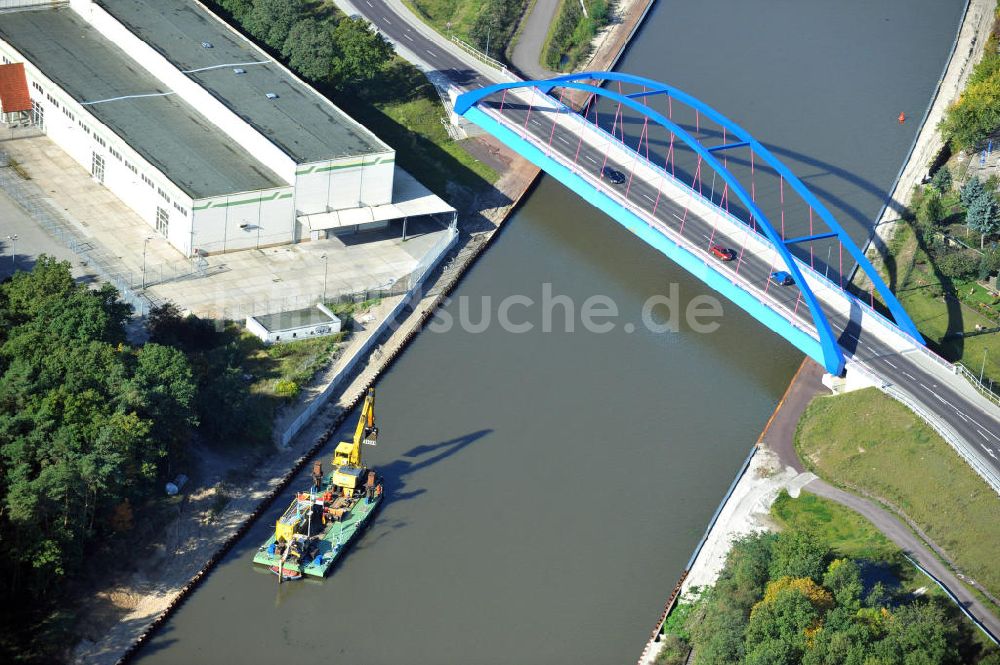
[142,236,153,289]
[320,253,329,303]
[5,234,16,269]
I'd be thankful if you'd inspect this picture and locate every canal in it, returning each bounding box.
[136,1,965,663]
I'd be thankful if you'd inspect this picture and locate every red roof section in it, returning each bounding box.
[0,63,32,113]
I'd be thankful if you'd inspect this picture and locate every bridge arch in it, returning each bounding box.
[455,72,923,375]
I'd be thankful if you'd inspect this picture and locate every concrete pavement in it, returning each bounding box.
[510,0,560,80]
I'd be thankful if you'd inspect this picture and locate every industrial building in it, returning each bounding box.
[0,0,455,257]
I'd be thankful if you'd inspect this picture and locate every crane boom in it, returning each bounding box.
[330,389,378,489]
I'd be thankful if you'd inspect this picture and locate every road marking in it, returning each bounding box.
[932,393,948,405]
[530,118,541,126]
[954,409,970,422]
[585,155,598,163]
[557,136,571,145]
[980,443,997,459]
[426,49,437,57]
[404,33,414,41]
[903,371,916,380]
[383,16,391,23]
[977,429,989,440]
[884,359,897,368]
[919,382,932,392]
[642,193,655,202]
[366,0,373,5]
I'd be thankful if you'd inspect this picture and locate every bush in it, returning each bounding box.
[938,250,982,279]
[274,378,300,398]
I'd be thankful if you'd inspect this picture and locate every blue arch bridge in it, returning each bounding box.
[455,72,1000,487]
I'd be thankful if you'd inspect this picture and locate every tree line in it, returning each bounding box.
[213,0,394,85]
[658,526,998,664]
[0,260,260,645]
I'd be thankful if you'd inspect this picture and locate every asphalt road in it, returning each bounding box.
[349,0,1000,474]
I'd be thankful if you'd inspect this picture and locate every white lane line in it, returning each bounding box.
[642,193,655,202]
[977,429,989,440]
[932,393,948,405]
[919,383,932,392]
[585,155,598,163]
[404,33,414,41]
[383,16,391,23]
[426,49,437,57]
[903,371,916,380]
[366,0,373,5]
[980,443,997,459]
[954,409,970,422]
[530,118,542,126]
[557,136,571,145]
[884,359,897,368]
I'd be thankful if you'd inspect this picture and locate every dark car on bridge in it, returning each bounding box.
[602,166,627,185]
[769,271,794,286]
[709,244,736,261]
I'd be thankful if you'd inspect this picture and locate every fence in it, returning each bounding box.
[955,362,1000,406]
[0,151,156,315]
[450,36,518,81]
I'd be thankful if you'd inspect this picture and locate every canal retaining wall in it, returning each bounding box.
[864,0,994,262]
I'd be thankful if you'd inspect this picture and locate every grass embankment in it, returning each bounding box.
[542,0,611,71]
[879,219,1000,386]
[332,60,496,196]
[772,490,897,562]
[795,387,1000,600]
[405,0,528,63]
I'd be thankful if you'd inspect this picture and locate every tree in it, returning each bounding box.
[245,0,306,51]
[941,68,1000,150]
[931,166,952,193]
[822,559,862,609]
[967,189,1000,248]
[217,0,252,21]
[124,343,198,464]
[916,187,944,229]
[937,250,980,279]
[330,17,394,84]
[960,176,986,209]
[979,245,1000,278]
[875,602,960,664]
[282,19,336,83]
[769,531,829,581]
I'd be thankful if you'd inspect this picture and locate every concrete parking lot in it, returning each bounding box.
[0,135,452,317]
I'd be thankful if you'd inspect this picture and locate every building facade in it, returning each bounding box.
[0,0,419,257]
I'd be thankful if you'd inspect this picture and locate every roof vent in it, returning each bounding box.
[265,92,278,100]
[233,68,246,75]
[201,41,213,48]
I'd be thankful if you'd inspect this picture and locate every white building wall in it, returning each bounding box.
[0,39,196,254]
[192,187,294,254]
[295,152,395,215]
[68,0,297,184]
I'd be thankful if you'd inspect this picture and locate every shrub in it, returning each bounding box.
[274,378,300,398]
[938,250,981,279]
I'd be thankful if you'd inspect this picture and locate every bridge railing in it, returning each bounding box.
[449,36,518,81]
[496,86,966,373]
[486,91,831,345]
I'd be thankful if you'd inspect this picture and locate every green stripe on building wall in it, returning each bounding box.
[193,191,292,211]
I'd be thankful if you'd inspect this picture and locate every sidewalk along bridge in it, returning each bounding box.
[455,72,1000,490]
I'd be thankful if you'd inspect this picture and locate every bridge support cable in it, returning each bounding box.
[455,72,926,373]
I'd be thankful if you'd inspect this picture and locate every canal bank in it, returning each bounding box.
[639,2,995,657]
[71,4,658,664]
[122,1,965,663]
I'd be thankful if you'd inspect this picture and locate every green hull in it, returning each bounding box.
[253,493,382,578]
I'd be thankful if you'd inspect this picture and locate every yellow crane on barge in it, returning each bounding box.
[255,388,384,581]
